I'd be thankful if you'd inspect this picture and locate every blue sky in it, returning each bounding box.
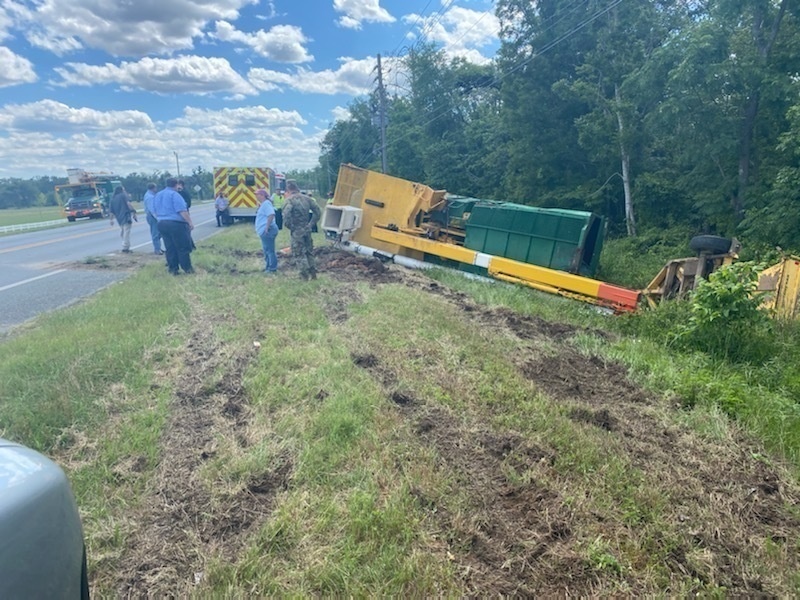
[0,0,500,179]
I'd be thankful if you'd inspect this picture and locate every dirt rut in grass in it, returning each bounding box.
[342,253,800,596]
[80,248,800,595]
[115,309,292,596]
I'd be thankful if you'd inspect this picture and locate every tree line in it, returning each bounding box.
[319,0,800,251]
[0,168,214,209]
[0,166,328,211]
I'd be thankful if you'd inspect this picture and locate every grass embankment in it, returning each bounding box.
[1,226,799,596]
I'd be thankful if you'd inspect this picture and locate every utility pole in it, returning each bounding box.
[173,151,181,177]
[376,54,388,174]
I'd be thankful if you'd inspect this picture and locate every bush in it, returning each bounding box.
[624,261,776,364]
[678,262,774,363]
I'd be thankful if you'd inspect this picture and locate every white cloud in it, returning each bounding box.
[9,0,259,57]
[334,0,395,30]
[0,99,154,133]
[0,46,37,88]
[0,6,14,41]
[53,55,257,96]
[403,5,499,64]
[212,21,313,63]
[249,56,382,96]
[331,106,351,121]
[173,105,306,130]
[0,100,324,177]
[256,1,280,21]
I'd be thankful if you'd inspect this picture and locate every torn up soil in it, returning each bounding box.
[77,246,800,595]
[343,248,800,596]
[112,306,293,596]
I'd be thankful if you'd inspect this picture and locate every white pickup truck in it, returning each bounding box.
[0,438,88,598]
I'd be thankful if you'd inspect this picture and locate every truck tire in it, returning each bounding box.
[80,546,89,600]
[689,235,731,255]
[67,217,76,222]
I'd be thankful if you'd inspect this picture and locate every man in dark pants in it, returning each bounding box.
[153,178,194,275]
[282,180,321,280]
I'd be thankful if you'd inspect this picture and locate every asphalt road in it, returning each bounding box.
[0,203,222,335]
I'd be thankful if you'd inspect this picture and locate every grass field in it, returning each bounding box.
[0,205,66,226]
[1,226,798,596]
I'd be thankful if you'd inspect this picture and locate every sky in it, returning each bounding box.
[0,0,500,180]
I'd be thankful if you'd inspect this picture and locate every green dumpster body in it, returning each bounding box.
[463,203,606,277]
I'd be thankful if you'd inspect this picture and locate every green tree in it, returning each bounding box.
[652,0,794,231]
[405,45,501,194]
[556,1,684,236]
[319,99,382,173]
[496,0,600,208]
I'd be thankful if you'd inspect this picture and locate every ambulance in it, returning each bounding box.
[212,166,286,221]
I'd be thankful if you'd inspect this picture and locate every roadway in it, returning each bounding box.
[0,203,222,335]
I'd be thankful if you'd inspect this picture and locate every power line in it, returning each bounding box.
[375,0,627,163]
[412,0,459,51]
[386,0,436,59]
[331,0,625,172]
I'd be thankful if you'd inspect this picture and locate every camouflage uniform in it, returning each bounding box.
[282,192,321,279]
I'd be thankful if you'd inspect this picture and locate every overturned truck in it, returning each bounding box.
[323,164,800,319]
[323,164,640,313]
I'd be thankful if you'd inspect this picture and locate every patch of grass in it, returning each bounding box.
[585,536,623,575]
[0,264,185,451]
[422,266,609,329]
[575,330,800,473]
[0,204,66,227]
[597,227,695,289]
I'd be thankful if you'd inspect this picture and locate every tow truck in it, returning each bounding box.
[56,168,121,222]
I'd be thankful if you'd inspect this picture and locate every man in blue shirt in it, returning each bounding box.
[143,182,163,254]
[153,178,195,275]
[255,188,279,273]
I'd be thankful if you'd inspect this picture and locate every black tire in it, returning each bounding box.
[67,217,76,222]
[689,235,731,255]
[80,545,90,599]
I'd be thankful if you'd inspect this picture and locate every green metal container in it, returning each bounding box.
[428,196,477,230]
[464,203,605,276]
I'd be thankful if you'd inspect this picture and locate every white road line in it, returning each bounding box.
[0,269,67,292]
[119,218,219,253]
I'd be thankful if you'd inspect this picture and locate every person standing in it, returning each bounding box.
[143,182,163,254]
[177,179,192,209]
[255,188,279,273]
[109,185,136,253]
[153,178,194,275]
[271,189,285,230]
[177,178,196,250]
[214,193,230,227]
[308,192,319,233]
[282,180,321,280]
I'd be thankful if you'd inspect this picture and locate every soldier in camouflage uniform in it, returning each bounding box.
[282,180,321,280]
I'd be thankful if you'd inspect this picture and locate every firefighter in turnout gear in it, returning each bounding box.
[282,180,321,280]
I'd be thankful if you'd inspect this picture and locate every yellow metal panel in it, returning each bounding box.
[332,164,445,256]
[371,227,479,264]
[489,257,602,298]
[371,227,606,301]
[761,257,800,320]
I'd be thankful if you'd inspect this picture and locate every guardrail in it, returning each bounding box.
[0,219,65,234]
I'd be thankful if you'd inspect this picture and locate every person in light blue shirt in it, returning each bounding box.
[255,188,279,273]
[143,182,163,254]
[153,177,194,275]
